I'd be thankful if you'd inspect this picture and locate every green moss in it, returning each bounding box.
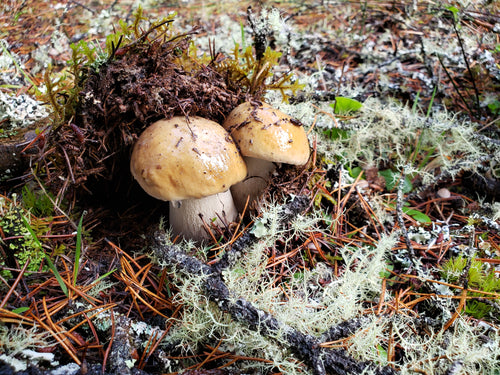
[41,6,304,130]
[0,194,49,276]
[212,42,304,101]
[21,184,55,217]
[441,255,500,319]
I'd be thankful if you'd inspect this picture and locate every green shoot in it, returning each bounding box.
[426,85,438,118]
[240,21,246,50]
[21,215,68,296]
[43,253,68,297]
[73,212,85,287]
[95,268,117,283]
[330,97,363,115]
[12,306,30,314]
[445,5,460,24]
[412,91,421,114]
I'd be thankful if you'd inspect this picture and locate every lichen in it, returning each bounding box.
[0,325,56,371]
[0,92,49,133]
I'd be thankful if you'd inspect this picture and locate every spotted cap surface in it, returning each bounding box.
[223,102,310,165]
[131,116,247,201]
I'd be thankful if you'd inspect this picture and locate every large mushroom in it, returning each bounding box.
[222,101,310,211]
[130,116,247,241]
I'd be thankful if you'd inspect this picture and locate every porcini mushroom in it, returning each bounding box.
[130,116,247,241]
[222,101,310,211]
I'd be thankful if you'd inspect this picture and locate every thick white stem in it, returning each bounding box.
[231,156,276,212]
[169,190,238,241]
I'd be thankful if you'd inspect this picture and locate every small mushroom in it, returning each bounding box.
[437,188,451,199]
[223,101,310,211]
[130,116,247,241]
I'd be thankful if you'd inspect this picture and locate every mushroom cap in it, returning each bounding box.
[222,102,310,165]
[130,116,247,201]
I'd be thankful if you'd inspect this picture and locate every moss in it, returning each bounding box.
[0,194,49,276]
[37,6,305,202]
[441,255,500,319]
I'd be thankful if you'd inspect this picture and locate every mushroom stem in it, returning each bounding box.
[231,156,276,212]
[169,190,238,241]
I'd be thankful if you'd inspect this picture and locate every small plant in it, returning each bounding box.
[330,97,363,115]
[0,194,48,276]
[487,99,500,115]
[21,184,55,217]
[441,255,500,319]
[214,41,304,101]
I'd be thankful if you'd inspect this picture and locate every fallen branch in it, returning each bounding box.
[151,196,396,375]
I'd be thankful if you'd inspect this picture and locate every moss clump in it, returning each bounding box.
[39,7,303,202]
[441,255,500,319]
[0,194,48,276]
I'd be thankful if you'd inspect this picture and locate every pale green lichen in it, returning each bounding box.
[156,192,500,373]
[492,202,500,222]
[275,93,499,193]
[0,324,53,356]
[156,200,397,373]
[395,313,500,374]
[0,91,49,131]
[0,324,56,371]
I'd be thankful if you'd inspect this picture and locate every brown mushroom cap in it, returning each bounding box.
[222,102,310,165]
[130,116,247,201]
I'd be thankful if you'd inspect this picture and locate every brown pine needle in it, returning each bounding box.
[0,259,30,309]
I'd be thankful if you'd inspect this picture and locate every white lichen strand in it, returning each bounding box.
[156,199,399,373]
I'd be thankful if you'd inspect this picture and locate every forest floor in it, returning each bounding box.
[0,1,500,374]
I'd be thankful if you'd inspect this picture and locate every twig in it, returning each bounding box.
[0,258,30,309]
[67,0,95,14]
[212,195,310,273]
[437,54,473,116]
[395,169,417,268]
[450,20,481,115]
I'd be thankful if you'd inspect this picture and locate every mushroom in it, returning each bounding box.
[222,101,310,211]
[130,116,247,241]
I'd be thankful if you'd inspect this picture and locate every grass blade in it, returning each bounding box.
[21,215,68,296]
[73,212,85,286]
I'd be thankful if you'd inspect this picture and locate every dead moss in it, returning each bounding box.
[44,28,247,200]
